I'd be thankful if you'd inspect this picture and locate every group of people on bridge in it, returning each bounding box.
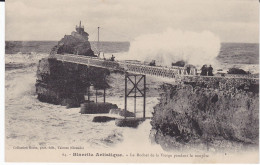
[102,57,213,77]
[98,52,115,61]
[200,64,213,76]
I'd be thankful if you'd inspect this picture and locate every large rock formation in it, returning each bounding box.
[150,76,259,151]
[51,21,95,56]
[35,22,108,107]
[36,58,110,107]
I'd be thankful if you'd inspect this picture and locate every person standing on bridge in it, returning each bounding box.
[186,66,191,75]
[200,65,207,76]
[111,54,115,61]
[149,60,156,66]
[208,65,214,76]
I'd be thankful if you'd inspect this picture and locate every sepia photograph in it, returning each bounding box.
[3,0,259,163]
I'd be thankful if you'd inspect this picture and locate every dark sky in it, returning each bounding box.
[6,0,259,43]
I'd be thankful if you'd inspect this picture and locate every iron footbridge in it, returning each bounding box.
[51,54,196,79]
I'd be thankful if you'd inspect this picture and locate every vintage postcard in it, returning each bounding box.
[4,0,259,163]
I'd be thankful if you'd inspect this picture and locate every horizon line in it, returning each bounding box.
[4,40,259,44]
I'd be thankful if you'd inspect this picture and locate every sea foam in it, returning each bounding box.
[115,28,221,67]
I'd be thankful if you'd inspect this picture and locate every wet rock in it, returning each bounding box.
[80,102,118,114]
[92,116,116,122]
[115,118,144,128]
[228,68,249,75]
[109,108,135,117]
[61,99,80,108]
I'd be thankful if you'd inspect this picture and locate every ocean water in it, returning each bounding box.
[5,41,259,153]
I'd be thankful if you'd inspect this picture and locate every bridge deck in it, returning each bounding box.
[51,54,259,80]
[51,54,195,79]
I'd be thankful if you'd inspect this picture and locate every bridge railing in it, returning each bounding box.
[52,54,197,78]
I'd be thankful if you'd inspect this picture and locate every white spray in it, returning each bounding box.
[116,28,221,67]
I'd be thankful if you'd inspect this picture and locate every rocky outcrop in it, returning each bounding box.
[92,116,116,123]
[115,118,144,128]
[150,77,259,150]
[50,22,95,57]
[177,75,259,93]
[55,35,95,56]
[35,58,110,107]
[35,22,112,107]
[227,68,249,74]
[109,108,135,117]
[80,102,118,114]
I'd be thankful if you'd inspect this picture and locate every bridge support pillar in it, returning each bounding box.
[124,73,146,119]
[87,86,90,101]
[95,89,97,103]
[86,86,106,103]
[103,88,106,103]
